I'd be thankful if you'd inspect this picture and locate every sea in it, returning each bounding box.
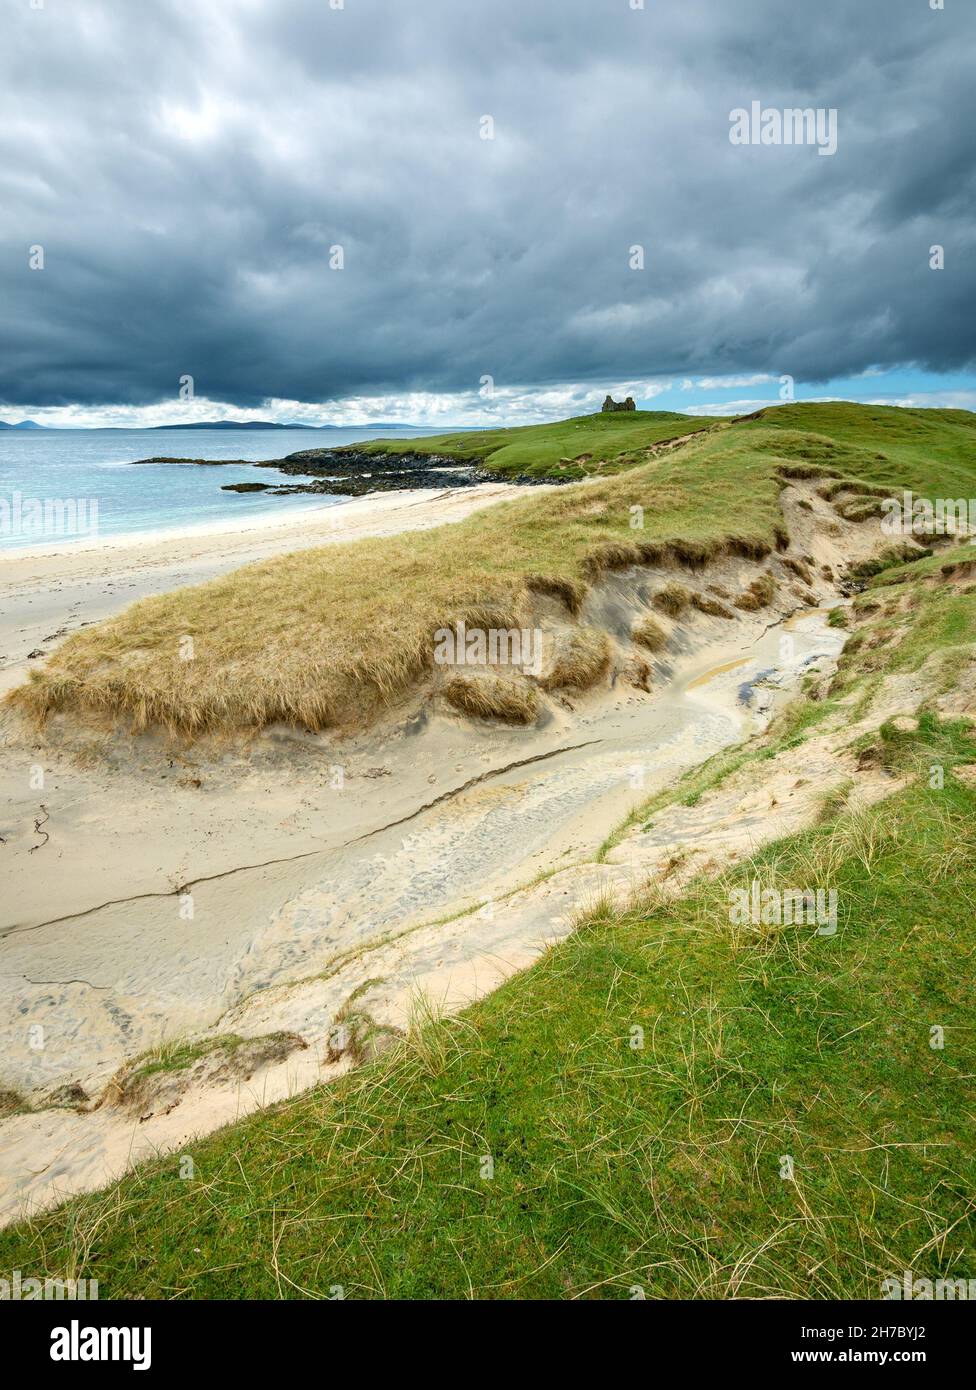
[0,426,449,551]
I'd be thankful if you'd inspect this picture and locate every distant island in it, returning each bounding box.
[149,420,313,431]
[0,419,454,432]
[146,420,461,432]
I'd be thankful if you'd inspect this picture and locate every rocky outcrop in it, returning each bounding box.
[131,448,567,498]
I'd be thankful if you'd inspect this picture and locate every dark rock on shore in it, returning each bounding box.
[255,448,465,478]
[133,444,567,499]
[244,448,491,496]
[130,456,248,465]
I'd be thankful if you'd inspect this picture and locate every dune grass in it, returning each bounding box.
[442,671,540,724]
[3,536,976,1298]
[632,614,669,651]
[8,404,976,740]
[539,626,611,692]
[734,572,778,610]
[691,592,735,618]
[651,581,692,617]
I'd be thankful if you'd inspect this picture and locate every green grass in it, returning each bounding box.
[352,409,719,479]
[4,410,976,1298]
[871,546,976,588]
[11,403,975,738]
[119,1035,250,1083]
[0,1089,30,1121]
[825,550,976,706]
[743,401,976,501]
[3,764,975,1299]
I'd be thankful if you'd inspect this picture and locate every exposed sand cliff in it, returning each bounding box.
[0,476,940,1221]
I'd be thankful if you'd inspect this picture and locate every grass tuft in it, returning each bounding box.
[540,627,611,693]
[443,672,540,724]
[632,615,669,651]
[652,582,692,618]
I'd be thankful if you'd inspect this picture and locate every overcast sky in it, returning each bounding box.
[1,0,973,426]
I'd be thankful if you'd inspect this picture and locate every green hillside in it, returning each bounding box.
[3,404,976,1298]
[354,409,717,478]
[738,402,976,497]
[3,545,975,1298]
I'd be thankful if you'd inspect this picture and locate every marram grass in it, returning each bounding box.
[8,403,976,739]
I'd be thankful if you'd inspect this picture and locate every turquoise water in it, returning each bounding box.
[0,426,447,551]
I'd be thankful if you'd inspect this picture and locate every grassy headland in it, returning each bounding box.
[346,409,716,479]
[10,403,976,739]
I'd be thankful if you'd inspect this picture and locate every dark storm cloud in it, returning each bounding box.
[0,0,973,409]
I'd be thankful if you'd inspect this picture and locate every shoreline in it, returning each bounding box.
[0,494,340,559]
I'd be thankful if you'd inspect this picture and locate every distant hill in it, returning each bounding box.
[0,417,451,432]
[355,409,712,479]
[149,421,316,431]
[150,421,439,432]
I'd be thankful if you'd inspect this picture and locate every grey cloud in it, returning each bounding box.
[0,0,973,409]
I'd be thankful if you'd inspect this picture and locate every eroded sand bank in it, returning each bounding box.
[0,477,900,1222]
[0,601,846,1221]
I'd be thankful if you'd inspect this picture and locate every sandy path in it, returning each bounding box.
[0,477,876,1221]
[0,606,849,1222]
[0,606,841,1094]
